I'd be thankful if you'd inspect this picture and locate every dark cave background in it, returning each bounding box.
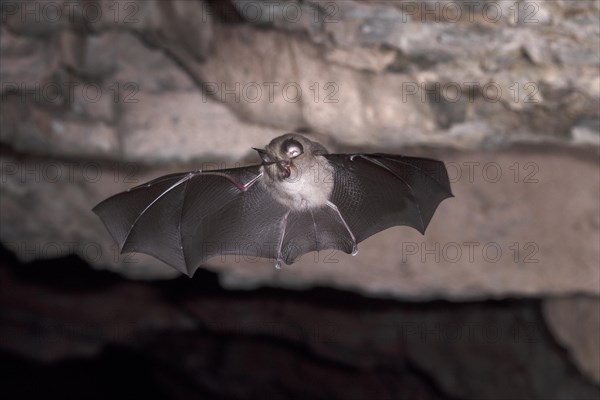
[1,1,599,399]
[1,245,599,400]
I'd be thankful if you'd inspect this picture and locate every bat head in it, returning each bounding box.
[260,134,329,181]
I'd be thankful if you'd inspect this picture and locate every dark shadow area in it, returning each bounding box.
[1,245,598,400]
[1,347,172,400]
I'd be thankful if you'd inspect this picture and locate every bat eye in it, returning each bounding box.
[282,139,303,158]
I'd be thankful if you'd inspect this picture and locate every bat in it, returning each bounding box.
[93,134,453,276]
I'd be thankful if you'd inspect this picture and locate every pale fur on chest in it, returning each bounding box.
[261,156,334,210]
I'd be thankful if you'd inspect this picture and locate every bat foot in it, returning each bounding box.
[351,245,359,256]
[275,259,282,269]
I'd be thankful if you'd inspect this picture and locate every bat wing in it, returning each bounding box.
[277,153,453,265]
[93,165,289,276]
[93,154,453,273]
[321,153,453,248]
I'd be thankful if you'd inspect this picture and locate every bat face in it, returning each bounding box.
[259,134,335,210]
[261,134,324,180]
[93,133,453,275]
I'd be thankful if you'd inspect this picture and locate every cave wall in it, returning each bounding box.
[1,251,599,399]
[1,0,599,388]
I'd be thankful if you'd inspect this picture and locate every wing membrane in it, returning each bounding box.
[94,153,452,273]
[324,154,453,243]
[93,166,288,275]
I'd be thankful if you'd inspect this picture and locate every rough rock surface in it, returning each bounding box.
[543,297,600,386]
[1,256,599,400]
[1,1,599,161]
[1,145,598,299]
[1,0,599,384]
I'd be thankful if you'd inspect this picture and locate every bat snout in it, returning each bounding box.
[278,160,291,179]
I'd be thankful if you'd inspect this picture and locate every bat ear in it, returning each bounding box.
[253,148,272,163]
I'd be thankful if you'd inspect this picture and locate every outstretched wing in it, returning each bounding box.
[94,154,452,272]
[276,153,453,265]
[93,166,288,276]
[323,153,453,246]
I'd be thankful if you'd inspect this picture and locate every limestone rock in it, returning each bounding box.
[324,46,397,73]
[543,297,600,385]
[2,262,598,399]
[1,101,119,158]
[1,0,599,303]
[0,154,180,280]
[119,91,283,162]
[0,27,55,86]
[1,146,598,300]
[80,31,196,90]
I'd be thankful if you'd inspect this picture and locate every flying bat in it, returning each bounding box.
[93,134,453,276]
